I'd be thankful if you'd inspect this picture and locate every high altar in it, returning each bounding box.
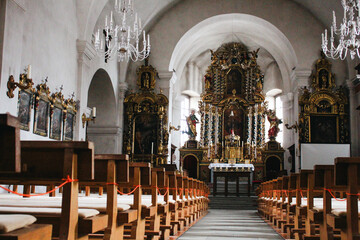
[180,42,284,182]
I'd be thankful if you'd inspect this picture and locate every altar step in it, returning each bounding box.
[210,179,255,196]
[208,196,257,210]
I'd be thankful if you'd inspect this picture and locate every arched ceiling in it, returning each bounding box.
[77,0,347,95]
[82,0,342,42]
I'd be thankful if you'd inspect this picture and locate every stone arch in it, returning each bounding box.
[169,13,298,93]
[87,68,119,154]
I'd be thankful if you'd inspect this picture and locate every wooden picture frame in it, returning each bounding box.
[49,92,65,140]
[50,106,63,140]
[64,112,74,140]
[33,83,51,137]
[17,89,33,131]
[33,98,49,136]
[63,97,77,141]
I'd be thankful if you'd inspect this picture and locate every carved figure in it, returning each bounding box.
[265,109,282,140]
[183,109,199,139]
[204,74,212,90]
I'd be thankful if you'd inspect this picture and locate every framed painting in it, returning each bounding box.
[222,105,244,140]
[310,115,338,143]
[33,98,49,136]
[50,106,63,140]
[133,114,158,154]
[18,90,33,131]
[64,112,74,140]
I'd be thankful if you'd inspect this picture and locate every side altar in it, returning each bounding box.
[181,42,285,183]
[123,62,169,165]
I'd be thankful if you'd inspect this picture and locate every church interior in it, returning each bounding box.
[0,0,360,239]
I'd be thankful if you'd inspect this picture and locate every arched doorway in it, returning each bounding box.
[265,156,281,181]
[183,155,198,179]
[87,69,117,154]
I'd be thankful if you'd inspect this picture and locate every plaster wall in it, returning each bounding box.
[0,0,78,140]
[0,0,119,141]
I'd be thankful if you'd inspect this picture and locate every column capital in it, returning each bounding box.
[118,82,128,99]
[291,69,312,92]
[76,39,96,66]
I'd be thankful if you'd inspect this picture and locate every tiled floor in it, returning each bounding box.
[178,209,283,240]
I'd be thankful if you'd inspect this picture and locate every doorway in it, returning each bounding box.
[265,156,281,181]
[183,155,198,179]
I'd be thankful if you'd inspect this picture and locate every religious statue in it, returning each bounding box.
[265,109,282,140]
[204,73,212,90]
[141,72,151,89]
[183,109,199,140]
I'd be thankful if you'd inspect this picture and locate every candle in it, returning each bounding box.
[331,26,334,38]
[333,11,336,26]
[151,142,154,154]
[105,15,108,27]
[325,29,327,40]
[92,107,96,118]
[27,65,31,79]
[147,34,150,46]
[143,30,145,41]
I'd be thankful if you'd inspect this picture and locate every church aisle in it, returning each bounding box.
[178,194,283,240]
[178,209,283,240]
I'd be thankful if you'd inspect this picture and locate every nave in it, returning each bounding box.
[179,195,283,240]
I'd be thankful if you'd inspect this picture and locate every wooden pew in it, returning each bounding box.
[0,113,52,240]
[329,157,360,240]
[0,113,96,240]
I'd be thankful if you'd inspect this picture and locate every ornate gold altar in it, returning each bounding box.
[180,42,283,182]
[123,62,169,165]
[299,53,349,144]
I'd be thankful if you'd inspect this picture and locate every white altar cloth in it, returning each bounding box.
[208,163,254,171]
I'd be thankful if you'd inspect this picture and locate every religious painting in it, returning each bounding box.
[18,90,33,131]
[50,107,63,140]
[226,69,242,95]
[134,114,158,154]
[318,69,329,89]
[33,99,49,136]
[310,115,337,143]
[140,72,151,89]
[64,112,74,140]
[223,106,244,140]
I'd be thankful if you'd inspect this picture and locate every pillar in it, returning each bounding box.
[291,70,311,172]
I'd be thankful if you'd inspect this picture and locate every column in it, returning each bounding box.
[75,40,96,140]
[117,81,128,153]
[291,70,311,172]
[158,71,175,163]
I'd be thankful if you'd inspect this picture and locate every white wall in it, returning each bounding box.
[0,0,78,140]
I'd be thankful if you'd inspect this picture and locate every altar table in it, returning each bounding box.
[208,163,254,197]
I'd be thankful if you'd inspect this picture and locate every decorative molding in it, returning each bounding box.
[158,71,173,80]
[10,0,26,12]
[76,39,96,64]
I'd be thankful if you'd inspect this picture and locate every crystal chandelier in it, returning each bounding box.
[322,0,360,60]
[94,0,150,62]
